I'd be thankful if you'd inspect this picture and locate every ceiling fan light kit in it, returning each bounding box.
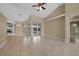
[32,3,47,11]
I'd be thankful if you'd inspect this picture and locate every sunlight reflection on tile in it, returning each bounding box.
[23,37,28,45]
[32,36,41,44]
[24,37,27,40]
[75,37,79,48]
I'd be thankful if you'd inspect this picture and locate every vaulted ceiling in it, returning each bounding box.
[0,3,63,22]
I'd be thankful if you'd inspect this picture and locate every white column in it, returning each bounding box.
[65,18,70,43]
[41,21,45,36]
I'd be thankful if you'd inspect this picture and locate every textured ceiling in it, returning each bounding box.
[0,3,63,22]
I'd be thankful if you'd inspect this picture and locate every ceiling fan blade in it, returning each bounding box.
[32,5,38,7]
[38,3,42,6]
[41,6,46,10]
[42,3,47,5]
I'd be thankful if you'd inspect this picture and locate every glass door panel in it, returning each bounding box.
[31,24,41,37]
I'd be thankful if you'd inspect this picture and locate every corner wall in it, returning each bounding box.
[0,13,7,45]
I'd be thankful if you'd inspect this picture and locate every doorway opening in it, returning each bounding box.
[70,21,79,43]
[28,23,41,43]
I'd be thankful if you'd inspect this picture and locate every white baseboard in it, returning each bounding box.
[15,34,24,36]
[0,40,7,48]
[44,34,64,40]
[65,40,70,43]
[7,33,16,36]
[7,33,24,36]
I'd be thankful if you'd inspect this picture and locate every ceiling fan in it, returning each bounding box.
[32,3,47,11]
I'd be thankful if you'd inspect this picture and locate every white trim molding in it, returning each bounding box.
[69,19,79,22]
[44,34,64,40]
[45,14,66,22]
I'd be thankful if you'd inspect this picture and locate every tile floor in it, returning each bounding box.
[0,35,79,56]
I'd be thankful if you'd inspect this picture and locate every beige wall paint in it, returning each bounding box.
[44,4,65,40]
[28,15,43,24]
[44,4,65,20]
[66,3,79,20]
[0,13,7,44]
[44,16,65,39]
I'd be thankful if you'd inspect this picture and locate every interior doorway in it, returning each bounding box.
[31,23,41,37]
[28,23,41,37]
[70,21,79,42]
